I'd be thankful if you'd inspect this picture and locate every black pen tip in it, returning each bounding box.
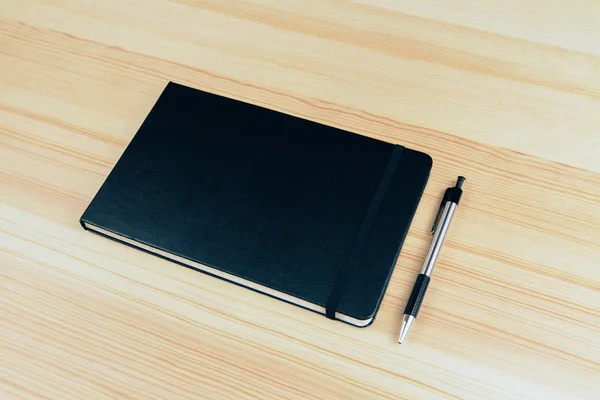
[456,176,466,189]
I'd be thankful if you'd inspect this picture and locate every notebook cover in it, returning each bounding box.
[80,82,432,326]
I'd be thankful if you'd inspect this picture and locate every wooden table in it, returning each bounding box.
[2,1,600,399]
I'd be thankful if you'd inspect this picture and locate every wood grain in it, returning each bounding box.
[1,1,600,399]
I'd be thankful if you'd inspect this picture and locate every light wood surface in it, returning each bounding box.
[2,1,600,399]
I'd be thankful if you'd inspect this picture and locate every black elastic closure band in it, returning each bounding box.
[325,145,404,319]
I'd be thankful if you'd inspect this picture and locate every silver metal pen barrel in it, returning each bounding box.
[398,176,465,344]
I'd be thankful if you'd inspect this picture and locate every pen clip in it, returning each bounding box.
[431,188,451,234]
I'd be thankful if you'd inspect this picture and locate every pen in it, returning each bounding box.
[398,176,465,344]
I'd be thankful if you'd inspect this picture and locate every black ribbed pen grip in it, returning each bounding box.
[404,274,430,317]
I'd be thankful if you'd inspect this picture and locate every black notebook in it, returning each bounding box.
[81,82,432,327]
